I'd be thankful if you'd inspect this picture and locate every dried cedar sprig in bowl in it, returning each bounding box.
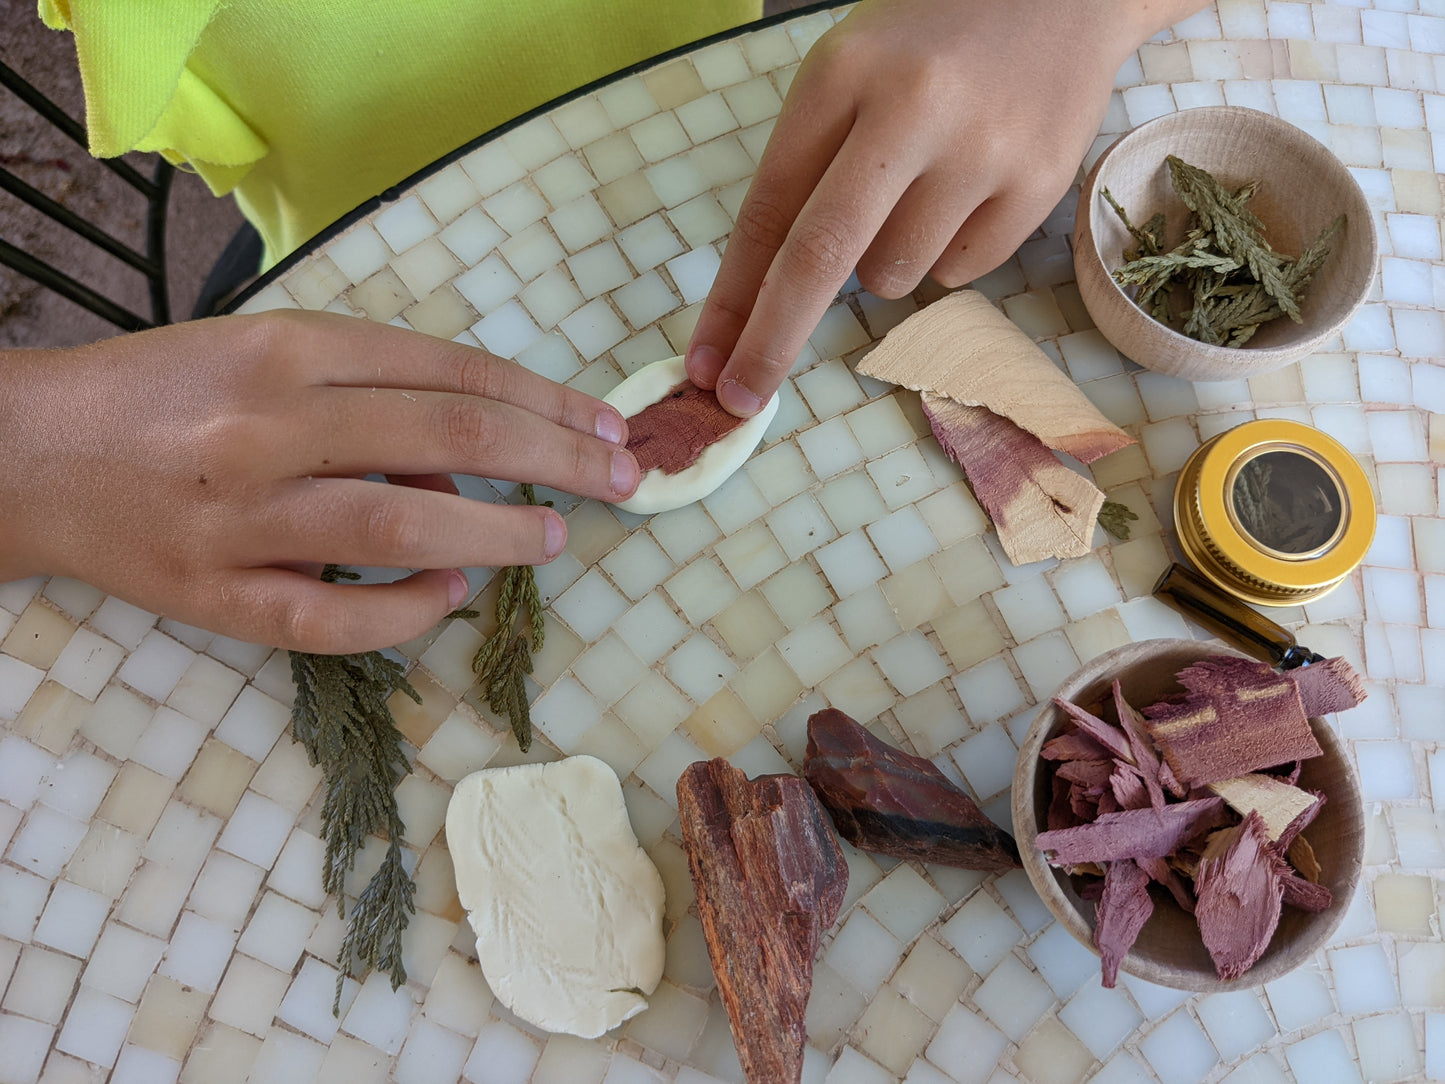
[1073,106,1376,381]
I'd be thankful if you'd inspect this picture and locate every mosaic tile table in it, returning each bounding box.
[3,2,1443,1082]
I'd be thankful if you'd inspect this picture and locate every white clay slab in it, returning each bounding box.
[446,755,666,1038]
[605,355,778,514]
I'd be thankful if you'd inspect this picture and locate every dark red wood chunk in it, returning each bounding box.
[677,759,847,1084]
[803,708,1020,872]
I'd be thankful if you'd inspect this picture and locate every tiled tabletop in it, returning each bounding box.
[3,2,1443,1082]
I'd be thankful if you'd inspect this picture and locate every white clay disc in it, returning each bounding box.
[604,355,778,515]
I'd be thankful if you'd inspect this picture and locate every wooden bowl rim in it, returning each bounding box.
[1011,637,1365,991]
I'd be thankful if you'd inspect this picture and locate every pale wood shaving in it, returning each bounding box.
[857,289,1134,463]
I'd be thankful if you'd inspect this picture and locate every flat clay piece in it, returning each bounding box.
[855,288,1134,463]
[803,707,1021,871]
[677,758,847,1084]
[446,756,665,1038]
[923,394,1105,565]
[604,355,778,515]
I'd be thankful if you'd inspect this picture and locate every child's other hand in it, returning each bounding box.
[685,0,1209,415]
[0,310,638,653]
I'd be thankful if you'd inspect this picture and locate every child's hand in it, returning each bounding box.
[685,0,1210,415]
[0,310,638,653]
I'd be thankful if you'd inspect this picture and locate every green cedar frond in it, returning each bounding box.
[1097,500,1141,540]
[1103,160,1342,348]
[290,565,420,1014]
[469,485,546,751]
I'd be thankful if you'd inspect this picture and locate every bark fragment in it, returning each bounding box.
[677,759,848,1084]
[1034,797,1230,864]
[625,381,744,475]
[1285,656,1366,716]
[855,288,1134,462]
[1142,657,1322,786]
[1095,859,1155,987]
[923,394,1106,565]
[1194,812,1288,980]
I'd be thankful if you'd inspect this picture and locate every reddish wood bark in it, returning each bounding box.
[677,759,847,1084]
[804,708,1020,871]
[625,381,743,475]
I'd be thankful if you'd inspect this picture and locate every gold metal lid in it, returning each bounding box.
[1174,419,1376,605]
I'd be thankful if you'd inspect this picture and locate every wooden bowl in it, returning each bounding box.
[1012,639,1364,991]
[1074,107,1377,381]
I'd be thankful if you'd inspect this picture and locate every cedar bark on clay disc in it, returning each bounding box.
[676,759,848,1084]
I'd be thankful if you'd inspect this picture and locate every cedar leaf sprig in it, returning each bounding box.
[1104,156,1343,347]
[471,484,547,751]
[288,567,419,1014]
[1097,500,1140,540]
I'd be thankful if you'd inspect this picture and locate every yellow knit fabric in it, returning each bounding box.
[40,0,760,267]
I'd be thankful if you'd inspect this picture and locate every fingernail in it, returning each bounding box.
[611,450,639,496]
[446,568,470,608]
[595,409,625,445]
[718,378,763,417]
[686,343,725,388]
[543,511,566,559]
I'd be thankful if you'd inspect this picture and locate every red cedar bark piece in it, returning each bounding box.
[1194,812,1288,980]
[677,759,848,1084]
[1142,656,1323,787]
[1138,855,1196,914]
[1052,697,1134,762]
[1280,869,1332,911]
[1286,656,1366,716]
[1057,759,1116,794]
[1041,731,1114,762]
[804,708,1021,871]
[1048,773,1081,832]
[1069,784,1101,823]
[1110,763,1150,810]
[922,394,1106,565]
[624,381,744,475]
[1112,682,1168,810]
[1095,859,1155,987]
[1034,797,1230,864]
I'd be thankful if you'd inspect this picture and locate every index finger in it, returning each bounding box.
[684,93,851,396]
[259,309,628,444]
[699,129,916,416]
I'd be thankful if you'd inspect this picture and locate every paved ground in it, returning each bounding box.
[1,0,245,348]
[1,0,811,351]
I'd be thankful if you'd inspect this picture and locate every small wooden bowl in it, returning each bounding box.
[1012,639,1364,991]
[1074,107,1377,381]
